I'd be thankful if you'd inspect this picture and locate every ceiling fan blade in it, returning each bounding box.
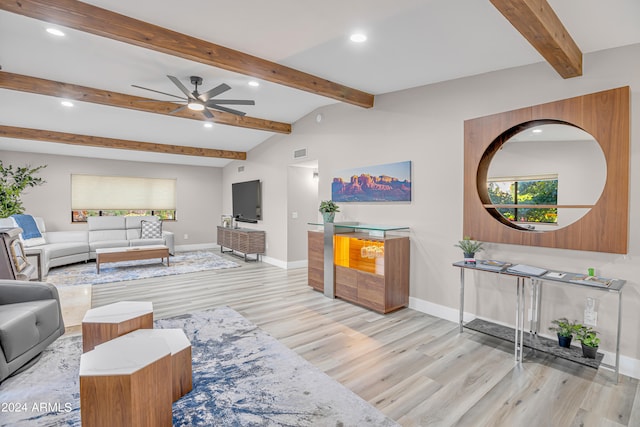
[198,83,231,102]
[202,108,214,119]
[167,75,196,100]
[207,104,247,116]
[205,99,255,106]
[169,105,188,114]
[131,84,186,100]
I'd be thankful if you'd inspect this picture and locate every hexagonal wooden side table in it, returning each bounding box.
[80,335,172,427]
[82,301,153,353]
[101,328,193,401]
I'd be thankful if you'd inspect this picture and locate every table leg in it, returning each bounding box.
[515,278,520,362]
[616,290,622,383]
[514,277,526,363]
[459,268,465,333]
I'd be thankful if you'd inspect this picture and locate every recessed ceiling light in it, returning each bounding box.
[60,100,74,107]
[248,81,260,87]
[203,122,213,128]
[350,33,367,43]
[46,28,65,37]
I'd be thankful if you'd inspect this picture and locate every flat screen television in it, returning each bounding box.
[232,179,262,223]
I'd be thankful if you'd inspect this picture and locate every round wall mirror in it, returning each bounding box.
[480,121,606,231]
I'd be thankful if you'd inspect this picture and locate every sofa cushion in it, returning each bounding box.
[125,215,158,230]
[141,220,162,239]
[90,240,130,252]
[87,216,126,231]
[129,238,165,248]
[89,229,127,242]
[43,242,90,259]
[0,300,60,362]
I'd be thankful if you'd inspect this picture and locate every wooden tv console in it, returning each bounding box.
[217,226,265,262]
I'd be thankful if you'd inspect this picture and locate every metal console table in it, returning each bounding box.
[453,260,625,382]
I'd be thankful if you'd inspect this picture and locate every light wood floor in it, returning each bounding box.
[60,256,640,426]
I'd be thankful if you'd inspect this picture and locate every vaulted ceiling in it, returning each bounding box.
[1,0,639,167]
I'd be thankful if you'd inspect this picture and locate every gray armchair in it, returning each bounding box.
[0,280,65,382]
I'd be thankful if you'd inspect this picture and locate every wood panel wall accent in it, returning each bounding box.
[463,87,630,254]
[0,0,374,109]
[490,0,582,78]
[0,72,291,134]
[0,125,247,160]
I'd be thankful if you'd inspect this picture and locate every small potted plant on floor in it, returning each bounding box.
[576,326,600,359]
[548,317,581,348]
[319,200,340,223]
[454,236,484,264]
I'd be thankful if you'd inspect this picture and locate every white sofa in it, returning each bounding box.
[87,216,174,258]
[0,216,174,276]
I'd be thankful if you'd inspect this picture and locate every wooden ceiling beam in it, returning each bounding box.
[490,0,582,78]
[0,125,246,160]
[0,71,291,134]
[0,0,375,108]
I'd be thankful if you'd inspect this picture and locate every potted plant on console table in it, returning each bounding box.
[319,200,340,223]
[576,326,600,359]
[454,236,483,264]
[549,317,581,348]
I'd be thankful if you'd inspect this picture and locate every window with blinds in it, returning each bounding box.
[70,175,177,222]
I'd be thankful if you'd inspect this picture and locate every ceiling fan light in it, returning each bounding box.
[188,102,205,111]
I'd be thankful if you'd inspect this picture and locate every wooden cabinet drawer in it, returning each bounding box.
[335,265,357,302]
[357,271,385,313]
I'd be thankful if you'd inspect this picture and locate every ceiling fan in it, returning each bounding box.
[132,75,255,118]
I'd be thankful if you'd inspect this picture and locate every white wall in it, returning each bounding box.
[223,43,640,375]
[287,165,318,265]
[0,151,223,247]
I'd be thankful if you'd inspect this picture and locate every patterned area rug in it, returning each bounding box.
[45,250,239,287]
[0,307,397,426]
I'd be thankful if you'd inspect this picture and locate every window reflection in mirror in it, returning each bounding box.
[488,175,558,226]
[486,123,606,231]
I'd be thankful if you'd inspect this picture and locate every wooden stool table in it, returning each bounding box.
[82,301,153,352]
[80,335,172,427]
[100,328,193,401]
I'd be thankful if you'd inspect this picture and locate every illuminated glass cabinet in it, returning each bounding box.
[308,223,409,314]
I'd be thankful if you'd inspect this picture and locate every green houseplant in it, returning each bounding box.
[319,200,340,223]
[454,236,484,263]
[576,326,600,359]
[0,160,46,218]
[548,317,581,348]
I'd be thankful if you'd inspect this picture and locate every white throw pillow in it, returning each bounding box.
[140,220,162,239]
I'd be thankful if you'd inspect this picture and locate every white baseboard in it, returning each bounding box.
[262,256,286,269]
[408,296,476,324]
[408,296,640,380]
[287,260,308,270]
[260,257,306,270]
